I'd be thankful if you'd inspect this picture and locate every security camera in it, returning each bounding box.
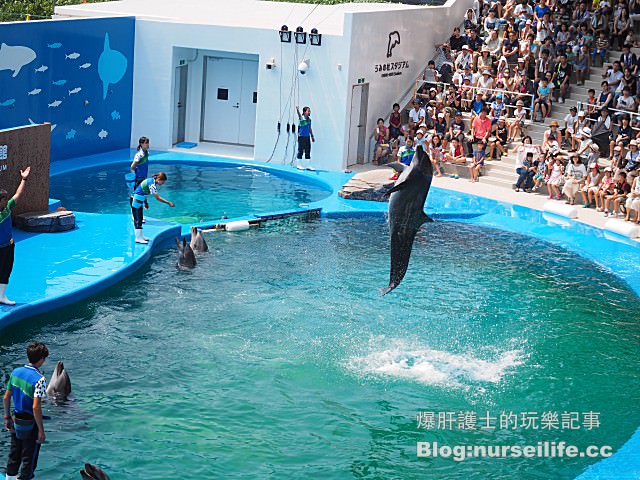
[298,60,309,75]
[266,57,276,70]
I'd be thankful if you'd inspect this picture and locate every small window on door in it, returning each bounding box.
[217,88,229,100]
[253,92,258,104]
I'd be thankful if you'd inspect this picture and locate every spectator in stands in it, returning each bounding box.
[408,100,426,134]
[515,0,534,30]
[603,62,623,90]
[503,31,520,64]
[429,134,445,177]
[581,165,603,208]
[445,137,467,164]
[574,46,589,86]
[555,23,571,52]
[604,171,631,216]
[592,31,610,67]
[533,77,552,120]
[396,136,416,168]
[434,42,454,84]
[613,8,632,49]
[468,142,486,182]
[449,111,467,144]
[478,46,495,72]
[563,155,587,204]
[611,145,625,171]
[465,29,484,58]
[610,114,632,158]
[449,27,465,54]
[551,54,571,103]
[484,8,500,32]
[624,174,640,223]
[515,151,536,191]
[619,44,638,75]
[547,155,566,200]
[489,93,507,121]
[619,68,637,98]
[373,118,390,165]
[470,91,486,119]
[389,103,403,140]
[464,8,478,32]
[488,117,509,160]
[508,100,528,142]
[535,49,553,83]
[589,9,608,37]
[563,106,579,150]
[455,45,474,72]
[470,107,492,153]
[595,167,616,211]
[623,139,640,183]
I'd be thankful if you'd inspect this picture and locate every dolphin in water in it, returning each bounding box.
[46,361,72,399]
[176,237,197,268]
[80,463,111,480]
[381,145,433,296]
[190,226,209,253]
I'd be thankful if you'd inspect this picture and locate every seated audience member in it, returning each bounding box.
[604,171,631,216]
[488,117,509,160]
[581,165,603,208]
[624,174,640,223]
[389,103,403,140]
[468,142,486,183]
[563,155,587,205]
[595,167,616,211]
[373,118,390,165]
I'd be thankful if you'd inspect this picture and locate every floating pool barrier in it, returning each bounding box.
[202,208,321,233]
[604,219,640,239]
[543,201,578,219]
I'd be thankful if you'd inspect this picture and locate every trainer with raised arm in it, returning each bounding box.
[0,166,30,306]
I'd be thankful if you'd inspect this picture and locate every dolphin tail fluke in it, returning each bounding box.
[380,284,397,297]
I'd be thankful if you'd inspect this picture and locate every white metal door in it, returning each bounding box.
[347,84,368,165]
[238,60,258,146]
[202,57,243,143]
[173,65,188,145]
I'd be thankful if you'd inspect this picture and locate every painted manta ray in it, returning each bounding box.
[381,145,433,296]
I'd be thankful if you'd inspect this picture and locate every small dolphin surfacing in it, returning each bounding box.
[190,226,209,253]
[176,237,197,268]
[381,145,433,296]
[80,463,111,480]
[46,361,71,399]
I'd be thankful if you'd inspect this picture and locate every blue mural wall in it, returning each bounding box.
[0,17,135,161]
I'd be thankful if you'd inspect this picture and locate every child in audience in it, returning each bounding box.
[595,167,616,211]
[468,142,485,183]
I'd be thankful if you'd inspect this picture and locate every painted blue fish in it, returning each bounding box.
[0,99,16,107]
[110,110,121,120]
[65,129,76,140]
[52,80,67,86]
[47,43,62,49]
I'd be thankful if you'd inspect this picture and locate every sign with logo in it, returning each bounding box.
[0,145,7,172]
[374,31,410,79]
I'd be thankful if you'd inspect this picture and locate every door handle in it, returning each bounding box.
[177,102,183,107]
[232,103,240,108]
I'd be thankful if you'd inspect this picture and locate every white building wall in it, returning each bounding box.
[132,20,351,171]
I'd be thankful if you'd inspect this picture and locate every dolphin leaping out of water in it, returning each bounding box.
[80,463,111,480]
[381,145,433,296]
[46,361,71,399]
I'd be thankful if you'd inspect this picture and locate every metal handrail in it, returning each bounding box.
[413,80,536,112]
[576,101,640,132]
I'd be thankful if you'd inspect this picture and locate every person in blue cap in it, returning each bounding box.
[3,341,49,480]
[130,172,175,244]
[0,166,30,306]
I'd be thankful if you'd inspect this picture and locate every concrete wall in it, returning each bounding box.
[132,20,351,171]
[0,124,50,215]
[345,0,468,162]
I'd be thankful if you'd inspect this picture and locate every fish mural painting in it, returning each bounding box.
[0,17,135,161]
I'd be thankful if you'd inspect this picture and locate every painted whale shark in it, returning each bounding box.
[0,43,36,77]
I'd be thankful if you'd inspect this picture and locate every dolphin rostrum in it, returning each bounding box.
[176,237,197,268]
[80,463,111,480]
[46,361,71,399]
[381,145,433,296]
[190,226,209,253]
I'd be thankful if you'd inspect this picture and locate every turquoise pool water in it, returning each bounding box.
[1,218,638,479]
[49,163,331,223]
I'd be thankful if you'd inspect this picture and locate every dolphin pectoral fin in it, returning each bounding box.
[380,284,397,297]
[422,212,434,223]
[384,182,407,197]
[386,162,406,174]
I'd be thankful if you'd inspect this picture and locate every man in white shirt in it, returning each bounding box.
[563,106,578,149]
[616,87,635,115]
[455,45,473,72]
[603,61,624,89]
[408,100,426,133]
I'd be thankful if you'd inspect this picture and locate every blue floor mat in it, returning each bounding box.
[175,142,197,149]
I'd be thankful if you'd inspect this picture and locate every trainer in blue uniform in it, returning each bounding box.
[130,172,175,244]
[296,105,315,169]
[3,341,49,480]
[130,136,150,188]
[0,166,31,306]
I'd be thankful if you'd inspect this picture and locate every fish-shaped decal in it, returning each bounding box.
[47,43,62,49]
[35,65,48,73]
[0,43,36,77]
[111,110,121,120]
[68,87,82,95]
[52,80,67,86]
[98,129,108,139]
[28,88,41,95]
[79,63,91,69]
[66,129,76,140]
[84,116,94,126]
[48,100,62,108]
[0,99,16,107]
[65,53,80,60]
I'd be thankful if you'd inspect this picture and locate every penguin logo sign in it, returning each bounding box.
[387,31,400,58]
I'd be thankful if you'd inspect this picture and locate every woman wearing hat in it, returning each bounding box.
[477,70,494,99]
[477,46,494,72]
[508,100,528,142]
[542,120,562,153]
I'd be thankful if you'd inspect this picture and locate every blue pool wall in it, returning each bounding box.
[0,17,135,161]
[2,149,639,480]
